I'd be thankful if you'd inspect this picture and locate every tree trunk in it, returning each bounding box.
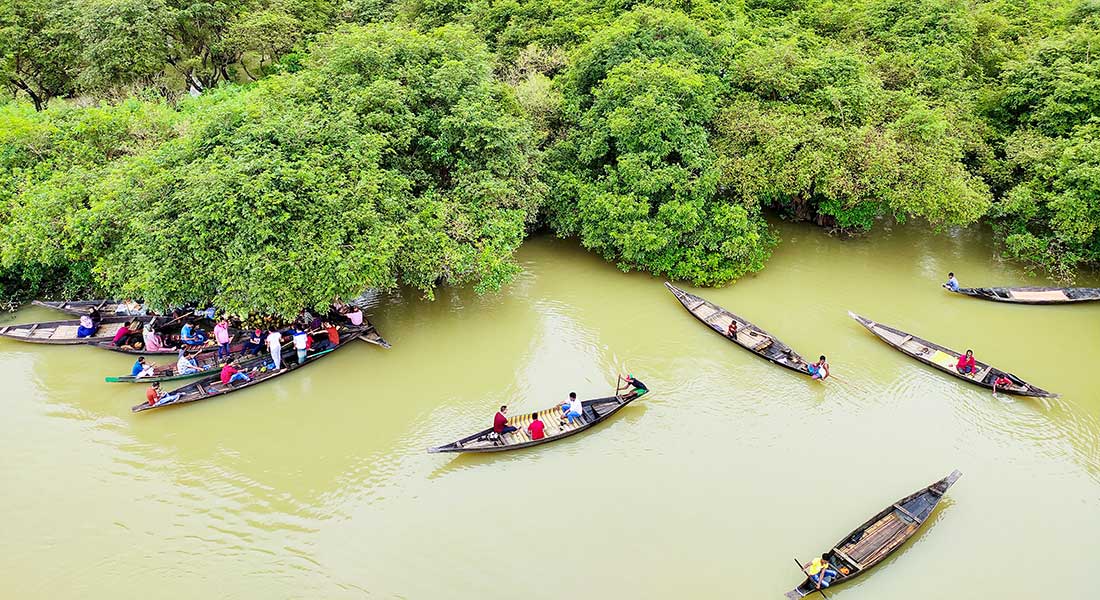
[10,78,44,111]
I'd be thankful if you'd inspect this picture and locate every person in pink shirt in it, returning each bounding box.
[213,318,232,360]
[956,349,977,376]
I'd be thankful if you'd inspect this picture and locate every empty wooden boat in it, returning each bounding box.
[786,470,962,599]
[428,379,648,453]
[665,282,813,376]
[132,327,363,413]
[949,286,1100,304]
[849,311,1055,397]
[0,315,154,345]
[106,343,250,383]
[32,299,143,316]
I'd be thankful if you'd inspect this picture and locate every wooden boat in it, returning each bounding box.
[428,379,648,453]
[849,311,1056,397]
[105,343,249,383]
[359,324,391,348]
[32,299,142,316]
[0,315,154,345]
[949,286,1100,304]
[665,282,813,376]
[786,470,961,599]
[131,327,363,413]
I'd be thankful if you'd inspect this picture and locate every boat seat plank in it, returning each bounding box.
[893,503,921,523]
[831,548,862,571]
[688,300,706,311]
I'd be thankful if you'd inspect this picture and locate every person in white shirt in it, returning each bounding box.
[266,330,284,370]
[560,392,583,425]
[291,327,310,364]
[176,350,199,375]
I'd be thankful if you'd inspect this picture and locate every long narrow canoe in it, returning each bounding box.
[665,282,813,376]
[949,286,1100,304]
[0,315,154,345]
[105,343,250,383]
[849,312,1055,397]
[131,327,363,413]
[32,299,141,316]
[428,383,648,453]
[786,470,961,599]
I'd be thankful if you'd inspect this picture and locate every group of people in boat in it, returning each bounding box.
[133,303,371,406]
[490,376,648,443]
[724,320,830,380]
[942,272,1017,394]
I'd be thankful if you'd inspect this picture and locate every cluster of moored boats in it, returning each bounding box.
[1,277,1094,596]
[0,299,391,413]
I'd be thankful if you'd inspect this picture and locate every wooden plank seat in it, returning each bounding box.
[893,503,921,523]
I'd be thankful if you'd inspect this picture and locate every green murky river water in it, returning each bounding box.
[2,221,1098,599]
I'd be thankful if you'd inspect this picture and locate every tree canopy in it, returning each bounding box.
[0,0,1097,311]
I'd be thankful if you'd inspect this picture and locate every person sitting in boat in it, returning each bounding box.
[131,356,156,379]
[493,405,518,436]
[76,308,100,338]
[560,392,583,425]
[220,360,251,385]
[807,554,839,590]
[312,321,339,352]
[179,321,207,346]
[345,306,365,327]
[992,374,1013,395]
[528,413,546,440]
[241,328,264,356]
[943,272,960,291]
[726,320,738,339]
[113,320,143,347]
[956,349,976,376]
[145,382,181,407]
[808,355,830,380]
[142,323,174,352]
[176,349,200,375]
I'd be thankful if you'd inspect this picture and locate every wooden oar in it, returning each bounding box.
[792,558,829,599]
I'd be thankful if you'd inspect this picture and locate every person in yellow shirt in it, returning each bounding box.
[807,554,839,589]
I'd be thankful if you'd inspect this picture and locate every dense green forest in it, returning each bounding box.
[1,0,1097,316]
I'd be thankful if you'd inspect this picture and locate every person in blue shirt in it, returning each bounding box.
[943,272,960,291]
[179,321,207,345]
[131,356,156,379]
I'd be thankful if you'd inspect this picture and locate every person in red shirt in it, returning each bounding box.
[956,349,976,376]
[312,321,341,352]
[527,413,546,440]
[493,405,518,436]
[220,360,251,385]
[146,382,181,407]
[992,374,1013,395]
